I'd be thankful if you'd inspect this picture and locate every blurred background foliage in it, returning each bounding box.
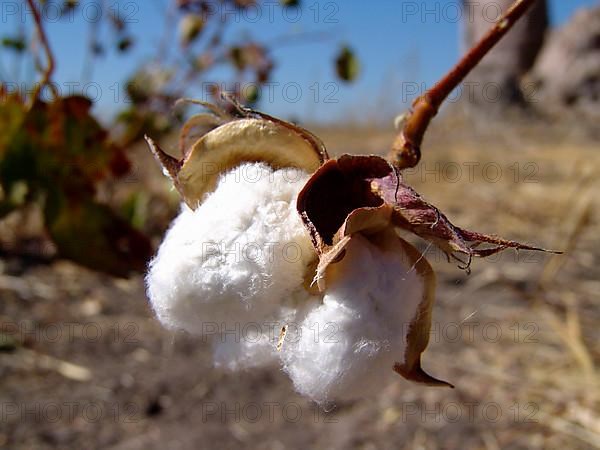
[0,0,358,276]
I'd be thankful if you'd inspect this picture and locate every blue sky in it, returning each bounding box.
[1,0,597,123]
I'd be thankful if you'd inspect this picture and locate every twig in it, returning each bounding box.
[155,0,177,64]
[81,0,101,83]
[13,23,26,83]
[389,0,538,170]
[2,348,92,381]
[266,29,339,48]
[26,0,58,103]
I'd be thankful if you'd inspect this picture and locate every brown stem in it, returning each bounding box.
[26,0,58,103]
[389,0,538,170]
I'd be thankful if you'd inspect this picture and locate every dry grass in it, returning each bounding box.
[313,114,600,449]
[0,114,599,449]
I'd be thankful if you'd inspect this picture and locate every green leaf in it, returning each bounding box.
[45,196,153,277]
[243,84,260,105]
[125,67,172,104]
[117,37,133,53]
[229,46,246,71]
[0,94,40,195]
[0,181,29,218]
[335,46,360,82]
[0,333,18,352]
[1,36,26,53]
[120,191,149,230]
[0,92,27,155]
[179,14,205,47]
[62,0,79,14]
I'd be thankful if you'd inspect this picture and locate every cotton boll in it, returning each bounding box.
[146,163,316,335]
[281,233,424,404]
[212,287,319,371]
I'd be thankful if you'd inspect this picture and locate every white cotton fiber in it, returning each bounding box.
[145,163,316,335]
[212,330,279,371]
[211,289,317,371]
[281,234,424,404]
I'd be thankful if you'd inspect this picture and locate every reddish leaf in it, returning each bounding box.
[0,94,150,276]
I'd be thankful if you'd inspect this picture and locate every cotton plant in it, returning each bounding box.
[145,0,552,404]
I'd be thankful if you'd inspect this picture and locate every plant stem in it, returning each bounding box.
[26,0,58,103]
[389,0,538,170]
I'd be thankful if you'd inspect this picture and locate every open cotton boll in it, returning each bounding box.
[146,162,316,335]
[281,233,424,404]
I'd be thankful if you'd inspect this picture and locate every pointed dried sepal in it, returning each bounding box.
[379,231,453,387]
[146,103,328,209]
[145,135,182,181]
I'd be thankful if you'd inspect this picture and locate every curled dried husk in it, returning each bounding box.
[145,101,328,209]
[297,154,555,386]
[298,155,553,281]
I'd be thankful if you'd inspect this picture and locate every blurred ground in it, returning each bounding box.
[1,113,599,450]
